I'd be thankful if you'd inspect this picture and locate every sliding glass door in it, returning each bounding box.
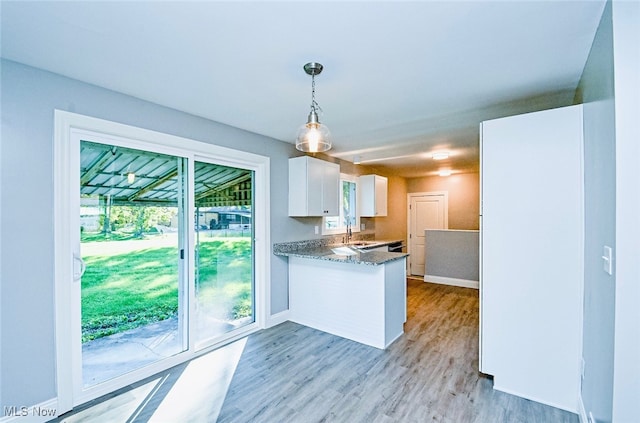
[61,124,261,409]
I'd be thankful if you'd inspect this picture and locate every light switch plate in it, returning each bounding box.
[602,246,613,275]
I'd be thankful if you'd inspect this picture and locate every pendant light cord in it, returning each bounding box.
[310,74,322,115]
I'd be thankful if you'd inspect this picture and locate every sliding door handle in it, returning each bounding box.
[73,253,86,281]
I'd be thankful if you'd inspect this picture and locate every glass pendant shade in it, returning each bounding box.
[296,110,332,152]
[295,62,331,153]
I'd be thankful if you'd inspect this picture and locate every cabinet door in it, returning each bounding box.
[359,175,387,216]
[306,157,326,216]
[374,175,387,216]
[321,161,340,216]
[288,156,312,216]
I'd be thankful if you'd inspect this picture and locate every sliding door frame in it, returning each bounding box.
[53,110,271,413]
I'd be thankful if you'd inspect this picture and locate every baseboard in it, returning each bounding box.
[1,398,58,423]
[266,309,290,328]
[578,393,588,423]
[424,275,479,289]
[493,382,578,415]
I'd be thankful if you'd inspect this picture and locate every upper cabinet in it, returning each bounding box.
[359,175,387,217]
[288,156,340,217]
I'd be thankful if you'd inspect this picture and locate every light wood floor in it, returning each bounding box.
[57,279,578,422]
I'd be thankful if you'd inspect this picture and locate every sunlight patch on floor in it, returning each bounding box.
[60,377,163,422]
[148,337,247,422]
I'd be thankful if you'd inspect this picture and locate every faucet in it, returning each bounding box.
[346,220,353,244]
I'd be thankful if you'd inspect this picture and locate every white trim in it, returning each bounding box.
[0,398,58,423]
[266,309,291,328]
[492,383,578,414]
[406,191,449,275]
[54,110,75,414]
[53,110,271,413]
[423,275,479,289]
[578,392,588,423]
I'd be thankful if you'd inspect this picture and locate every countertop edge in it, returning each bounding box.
[274,249,409,266]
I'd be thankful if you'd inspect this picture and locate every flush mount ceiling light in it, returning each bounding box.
[296,62,332,153]
[432,152,449,160]
[439,169,452,177]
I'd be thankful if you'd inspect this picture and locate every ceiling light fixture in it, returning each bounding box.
[296,62,331,153]
[439,169,452,177]
[432,152,449,160]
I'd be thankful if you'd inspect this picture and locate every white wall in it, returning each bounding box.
[0,59,303,410]
[576,1,640,421]
[575,2,616,421]
[611,1,640,421]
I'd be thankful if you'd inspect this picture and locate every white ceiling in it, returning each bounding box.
[1,1,605,178]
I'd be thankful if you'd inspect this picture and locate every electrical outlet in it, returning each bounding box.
[361,223,365,230]
[314,226,319,235]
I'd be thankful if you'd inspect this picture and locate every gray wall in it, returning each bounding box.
[424,230,479,281]
[575,2,616,421]
[0,59,308,409]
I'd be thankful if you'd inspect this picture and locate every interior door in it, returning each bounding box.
[408,193,447,276]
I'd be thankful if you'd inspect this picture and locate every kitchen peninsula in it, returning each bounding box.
[274,239,408,349]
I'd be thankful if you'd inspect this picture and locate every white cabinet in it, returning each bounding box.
[480,105,583,412]
[359,175,387,216]
[288,156,340,216]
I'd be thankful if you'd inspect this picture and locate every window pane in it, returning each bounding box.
[324,176,359,234]
[80,140,186,387]
[193,161,255,347]
[343,181,357,226]
[325,216,340,229]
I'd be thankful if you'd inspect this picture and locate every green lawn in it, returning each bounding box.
[81,234,252,342]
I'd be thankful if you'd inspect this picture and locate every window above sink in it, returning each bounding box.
[322,173,361,235]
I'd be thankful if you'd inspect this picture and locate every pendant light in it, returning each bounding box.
[296,62,332,152]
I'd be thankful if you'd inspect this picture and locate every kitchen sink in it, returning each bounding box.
[331,246,358,256]
[348,241,379,247]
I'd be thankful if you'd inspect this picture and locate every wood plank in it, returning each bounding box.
[55,280,579,423]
